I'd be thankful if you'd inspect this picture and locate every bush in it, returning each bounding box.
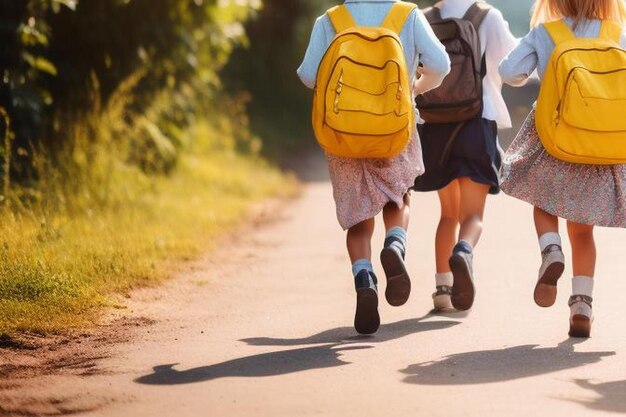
[0,0,260,186]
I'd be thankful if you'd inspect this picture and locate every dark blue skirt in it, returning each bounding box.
[413,117,502,194]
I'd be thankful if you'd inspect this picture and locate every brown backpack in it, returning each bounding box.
[416,2,491,124]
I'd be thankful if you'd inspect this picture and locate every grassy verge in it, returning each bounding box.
[0,121,295,337]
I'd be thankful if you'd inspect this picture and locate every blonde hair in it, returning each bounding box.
[530,0,626,27]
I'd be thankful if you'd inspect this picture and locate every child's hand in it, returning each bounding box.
[412,68,423,95]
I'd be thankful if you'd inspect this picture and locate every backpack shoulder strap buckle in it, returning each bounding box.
[381,2,418,34]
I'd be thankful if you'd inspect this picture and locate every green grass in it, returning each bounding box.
[0,122,295,337]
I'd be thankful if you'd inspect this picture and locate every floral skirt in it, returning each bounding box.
[327,137,424,230]
[501,110,626,228]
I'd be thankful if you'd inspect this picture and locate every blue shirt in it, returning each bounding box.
[500,18,626,86]
[296,0,450,96]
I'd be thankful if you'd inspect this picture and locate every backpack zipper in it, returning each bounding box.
[555,66,626,125]
[314,31,405,87]
[553,46,625,76]
[325,56,404,118]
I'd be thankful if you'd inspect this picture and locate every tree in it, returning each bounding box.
[0,0,258,180]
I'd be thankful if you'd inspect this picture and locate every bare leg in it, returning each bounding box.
[457,177,490,247]
[382,193,410,231]
[534,206,559,237]
[346,218,375,263]
[448,178,489,311]
[566,221,595,338]
[533,207,566,308]
[436,180,460,273]
[347,218,379,335]
[567,221,596,277]
[380,194,412,306]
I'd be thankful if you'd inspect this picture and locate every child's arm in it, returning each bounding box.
[499,28,539,87]
[483,9,519,87]
[297,16,334,89]
[413,10,451,95]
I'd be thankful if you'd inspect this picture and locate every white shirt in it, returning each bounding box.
[434,0,518,128]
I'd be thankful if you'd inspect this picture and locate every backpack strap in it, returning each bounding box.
[599,20,622,43]
[327,5,357,33]
[422,6,443,24]
[463,1,491,31]
[381,2,418,34]
[463,3,490,80]
[544,20,576,45]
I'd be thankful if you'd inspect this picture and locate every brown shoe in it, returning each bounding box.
[568,295,593,338]
[534,244,565,308]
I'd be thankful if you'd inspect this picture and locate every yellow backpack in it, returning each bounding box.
[312,2,416,159]
[536,19,626,165]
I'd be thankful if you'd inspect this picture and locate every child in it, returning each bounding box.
[413,0,518,311]
[297,0,450,334]
[499,0,626,337]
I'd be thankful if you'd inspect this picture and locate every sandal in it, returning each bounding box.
[432,285,454,311]
[534,244,565,307]
[568,294,593,338]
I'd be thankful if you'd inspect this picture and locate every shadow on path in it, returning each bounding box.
[241,314,462,347]
[572,379,626,414]
[136,315,461,386]
[135,344,369,385]
[401,339,615,385]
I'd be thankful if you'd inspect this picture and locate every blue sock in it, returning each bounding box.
[352,258,373,277]
[352,259,377,290]
[454,240,473,254]
[385,226,407,255]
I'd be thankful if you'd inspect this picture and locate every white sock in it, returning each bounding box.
[538,232,561,252]
[572,276,594,297]
[435,272,453,287]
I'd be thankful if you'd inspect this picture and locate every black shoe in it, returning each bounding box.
[354,270,380,335]
[380,236,411,307]
[449,247,475,311]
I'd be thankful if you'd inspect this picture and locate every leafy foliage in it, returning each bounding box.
[0,0,299,337]
[0,0,259,184]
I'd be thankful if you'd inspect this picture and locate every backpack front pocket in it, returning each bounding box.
[561,67,626,132]
[324,58,409,135]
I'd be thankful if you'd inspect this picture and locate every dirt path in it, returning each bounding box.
[3,151,626,416]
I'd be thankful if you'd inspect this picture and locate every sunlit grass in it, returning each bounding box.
[0,122,295,337]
